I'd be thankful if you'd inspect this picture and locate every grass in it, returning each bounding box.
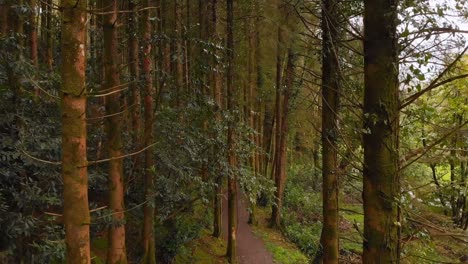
[402,239,459,264]
[253,207,309,264]
[340,203,364,255]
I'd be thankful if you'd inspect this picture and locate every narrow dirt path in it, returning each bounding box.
[222,190,275,264]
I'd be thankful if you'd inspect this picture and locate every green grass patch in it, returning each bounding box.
[254,207,309,264]
[264,241,309,264]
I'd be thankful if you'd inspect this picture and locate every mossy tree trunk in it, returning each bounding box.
[318,0,340,262]
[60,0,90,262]
[363,0,400,262]
[102,0,128,262]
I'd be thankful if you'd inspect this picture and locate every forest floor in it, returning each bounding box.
[221,191,275,264]
[175,190,307,264]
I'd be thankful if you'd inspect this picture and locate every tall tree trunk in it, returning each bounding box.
[254,0,262,190]
[363,0,400,262]
[28,0,38,67]
[16,0,25,59]
[461,154,468,230]
[102,0,128,262]
[161,0,171,96]
[175,0,184,108]
[0,1,7,35]
[450,135,457,217]
[46,0,53,69]
[128,0,142,171]
[271,49,295,228]
[312,143,320,191]
[429,164,448,215]
[262,106,274,178]
[41,0,53,69]
[60,0,90,263]
[318,0,340,262]
[40,0,46,51]
[185,0,191,94]
[141,0,157,263]
[247,2,258,224]
[226,0,237,262]
[210,0,223,239]
[270,1,285,227]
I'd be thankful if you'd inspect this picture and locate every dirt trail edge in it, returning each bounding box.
[222,190,275,264]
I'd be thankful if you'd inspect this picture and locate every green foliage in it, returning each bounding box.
[402,239,457,264]
[283,222,321,258]
[279,163,322,258]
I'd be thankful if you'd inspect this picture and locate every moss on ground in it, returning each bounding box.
[173,229,227,264]
[91,237,107,264]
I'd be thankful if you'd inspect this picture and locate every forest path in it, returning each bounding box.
[222,190,275,264]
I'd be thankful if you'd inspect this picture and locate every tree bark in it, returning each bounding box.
[15,0,25,59]
[226,0,237,262]
[60,0,90,262]
[0,1,7,35]
[262,107,274,178]
[102,0,128,262]
[141,0,156,263]
[210,0,223,239]
[429,164,448,215]
[271,49,295,228]
[28,0,38,67]
[128,0,142,171]
[318,0,340,262]
[363,0,400,262]
[450,135,457,218]
[175,0,184,108]
[46,0,53,68]
[270,0,285,227]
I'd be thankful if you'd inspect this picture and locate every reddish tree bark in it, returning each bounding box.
[128,0,142,168]
[209,0,223,239]
[141,0,157,263]
[28,0,38,67]
[102,0,128,262]
[60,0,90,262]
[45,0,53,69]
[271,49,295,228]
[226,0,237,262]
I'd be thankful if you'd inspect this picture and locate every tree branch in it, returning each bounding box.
[400,46,468,109]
